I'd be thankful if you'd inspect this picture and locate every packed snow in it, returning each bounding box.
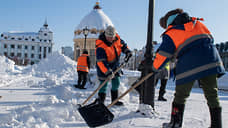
[0,52,227,128]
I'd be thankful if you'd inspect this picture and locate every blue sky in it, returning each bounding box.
[0,0,227,51]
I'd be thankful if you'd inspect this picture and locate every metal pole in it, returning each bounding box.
[134,49,137,70]
[84,35,87,50]
[140,0,155,108]
[145,0,154,58]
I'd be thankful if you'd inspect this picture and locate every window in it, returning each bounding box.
[32,39,35,41]
[25,38,28,41]
[39,47,42,52]
[10,52,14,57]
[4,52,7,56]
[11,44,15,49]
[44,47,46,52]
[18,45,22,49]
[43,54,46,58]
[1,34,3,37]
[39,54,41,59]
[24,53,28,58]
[31,46,35,50]
[4,44,7,48]
[31,54,34,58]
[11,37,15,40]
[17,53,21,57]
[18,38,22,40]
[48,47,51,53]
[24,45,28,49]
[44,33,47,36]
[44,40,47,42]
[49,40,52,42]
[4,37,7,39]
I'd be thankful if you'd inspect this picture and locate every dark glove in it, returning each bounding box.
[124,51,132,62]
[106,70,115,79]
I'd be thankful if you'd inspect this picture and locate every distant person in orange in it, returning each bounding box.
[75,50,90,89]
[152,8,225,128]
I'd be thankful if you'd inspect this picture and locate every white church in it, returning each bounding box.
[0,20,53,65]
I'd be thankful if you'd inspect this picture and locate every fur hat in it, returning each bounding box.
[105,25,116,37]
[160,8,184,29]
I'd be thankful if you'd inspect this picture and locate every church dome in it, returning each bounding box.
[74,2,114,39]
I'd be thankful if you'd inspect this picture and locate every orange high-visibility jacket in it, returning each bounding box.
[152,18,225,85]
[96,34,122,74]
[95,33,130,80]
[77,54,89,72]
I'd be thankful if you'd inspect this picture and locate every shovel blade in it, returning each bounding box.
[78,101,114,127]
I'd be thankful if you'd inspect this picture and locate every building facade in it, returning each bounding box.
[0,21,53,65]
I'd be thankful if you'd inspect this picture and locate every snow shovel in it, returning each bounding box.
[77,62,126,127]
[78,72,154,127]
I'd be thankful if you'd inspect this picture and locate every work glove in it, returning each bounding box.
[124,51,133,62]
[106,70,115,79]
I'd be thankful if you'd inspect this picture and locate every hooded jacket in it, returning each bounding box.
[152,17,225,85]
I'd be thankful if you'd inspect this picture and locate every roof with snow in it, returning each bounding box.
[74,2,114,39]
[2,31,39,37]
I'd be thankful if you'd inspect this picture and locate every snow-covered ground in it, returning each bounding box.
[0,52,227,128]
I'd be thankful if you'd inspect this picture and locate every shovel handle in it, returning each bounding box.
[107,72,154,108]
[81,62,126,106]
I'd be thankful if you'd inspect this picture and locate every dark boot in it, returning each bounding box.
[209,107,222,128]
[158,96,167,101]
[97,93,106,104]
[74,84,86,89]
[111,90,123,106]
[158,90,167,101]
[79,86,86,89]
[163,103,185,128]
[158,80,167,101]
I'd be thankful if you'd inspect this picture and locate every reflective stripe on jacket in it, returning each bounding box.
[77,54,89,72]
[153,18,225,85]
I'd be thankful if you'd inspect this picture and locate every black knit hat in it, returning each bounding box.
[83,50,88,54]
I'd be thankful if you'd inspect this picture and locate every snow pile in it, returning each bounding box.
[27,51,78,87]
[0,55,21,74]
[0,52,227,128]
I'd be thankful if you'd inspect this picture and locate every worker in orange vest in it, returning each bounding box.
[95,25,132,106]
[152,9,225,128]
[75,50,90,89]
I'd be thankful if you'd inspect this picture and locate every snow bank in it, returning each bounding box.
[27,51,78,87]
[0,55,22,74]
